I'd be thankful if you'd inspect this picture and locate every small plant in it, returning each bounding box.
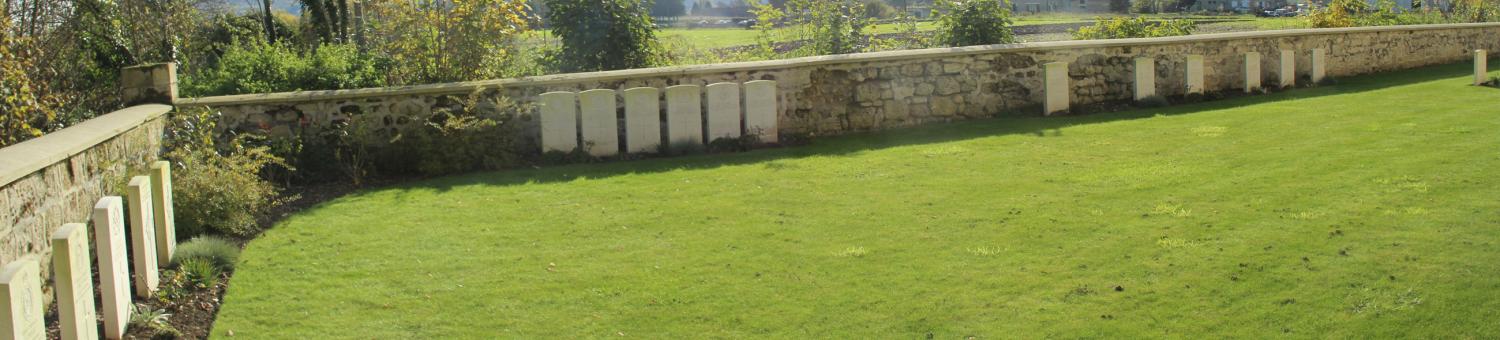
[165,108,288,238]
[966,246,1004,256]
[706,134,760,153]
[180,258,223,289]
[130,304,180,339]
[173,236,242,271]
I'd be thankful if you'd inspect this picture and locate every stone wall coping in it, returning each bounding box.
[175,23,1500,107]
[0,104,173,186]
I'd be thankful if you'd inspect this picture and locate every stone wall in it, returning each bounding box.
[178,23,1500,142]
[0,105,172,297]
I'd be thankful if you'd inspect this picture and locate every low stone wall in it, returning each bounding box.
[0,105,172,295]
[178,23,1500,141]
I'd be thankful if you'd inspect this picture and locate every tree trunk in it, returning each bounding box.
[261,0,276,43]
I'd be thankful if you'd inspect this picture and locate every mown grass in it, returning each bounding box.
[212,62,1500,338]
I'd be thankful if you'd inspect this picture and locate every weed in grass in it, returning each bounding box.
[832,246,868,258]
[1155,236,1199,249]
[1374,176,1430,193]
[1191,126,1227,137]
[1150,203,1193,217]
[965,246,1004,256]
[1347,288,1423,316]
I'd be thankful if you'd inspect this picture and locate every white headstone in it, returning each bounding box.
[53,223,99,340]
[540,91,579,153]
[1280,50,1296,88]
[1186,55,1205,95]
[1245,52,1262,92]
[127,176,159,298]
[1044,62,1069,115]
[0,260,43,340]
[705,83,742,141]
[1476,50,1488,86]
[1311,48,1327,84]
[665,85,704,146]
[579,89,619,157]
[743,80,779,143]
[93,197,131,340]
[622,87,662,153]
[1133,57,1156,100]
[150,161,176,265]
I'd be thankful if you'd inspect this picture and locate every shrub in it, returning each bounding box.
[933,0,1017,47]
[544,0,665,72]
[173,236,242,271]
[1072,17,1196,40]
[1306,0,1366,28]
[165,108,287,238]
[366,0,532,84]
[181,41,386,97]
[1451,0,1500,23]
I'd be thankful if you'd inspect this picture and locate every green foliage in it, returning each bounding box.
[1451,0,1500,23]
[195,13,298,64]
[298,0,353,44]
[181,41,386,97]
[0,17,59,147]
[129,304,179,339]
[1131,0,1182,14]
[863,0,899,19]
[1307,0,1368,28]
[164,108,287,238]
[179,258,224,289]
[173,236,242,271]
[933,0,1017,47]
[1072,17,1196,40]
[755,0,875,57]
[544,0,665,72]
[366,0,533,84]
[1356,0,1447,26]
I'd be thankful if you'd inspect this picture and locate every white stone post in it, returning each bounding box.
[579,89,619,157]
[1280,50,1296,88]
[1476,50,1489,86]
[150,161,176,265]
[127,176,159,298]
[0,260,43,340]
[622,87,662,153]
[665,85,704,146]
[1186,55,1205,95]
[540,92,580,153]
[705,83,742,141]
[1310,48,1326,84]
[1043,62,1069,115]
[1244,52,1262,93]
[93,197,131,340]
[52,223,99,340]
[1133,57,1156,101]
[743,80,779,143]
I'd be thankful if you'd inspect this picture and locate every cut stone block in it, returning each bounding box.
[622,87,662,153]
[53,223,99,340]
[1477,50,1489,86]
[743,80,779,143]
[150,161,176,265]
[579,89,619,157]
[540,92,579,153]
[1280,50,1296,88]
[1043,62,1069,115]
[666,85,704,146]
[705,83,742,141]
[1186,55,1205,94]
[93,197,131,340]
[0,260,43,340]
[1311,48,1327,84]
[1133,57,1156,100]
[1244,52,1262,92]
[127,176,159,298]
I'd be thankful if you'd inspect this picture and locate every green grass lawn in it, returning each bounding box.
[212,62,1500,338]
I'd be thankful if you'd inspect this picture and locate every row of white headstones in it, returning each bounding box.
[1045,50,1330,115]
[539,80,780,156]
[2,161,178,340]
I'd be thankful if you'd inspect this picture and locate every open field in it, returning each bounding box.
[211,62,1500,338]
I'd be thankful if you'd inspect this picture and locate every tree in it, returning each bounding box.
[366,0,532,84]
[545,0,664,72]
[933,0,1016,47]
[299,0,353,44]
[1,14,60,147]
